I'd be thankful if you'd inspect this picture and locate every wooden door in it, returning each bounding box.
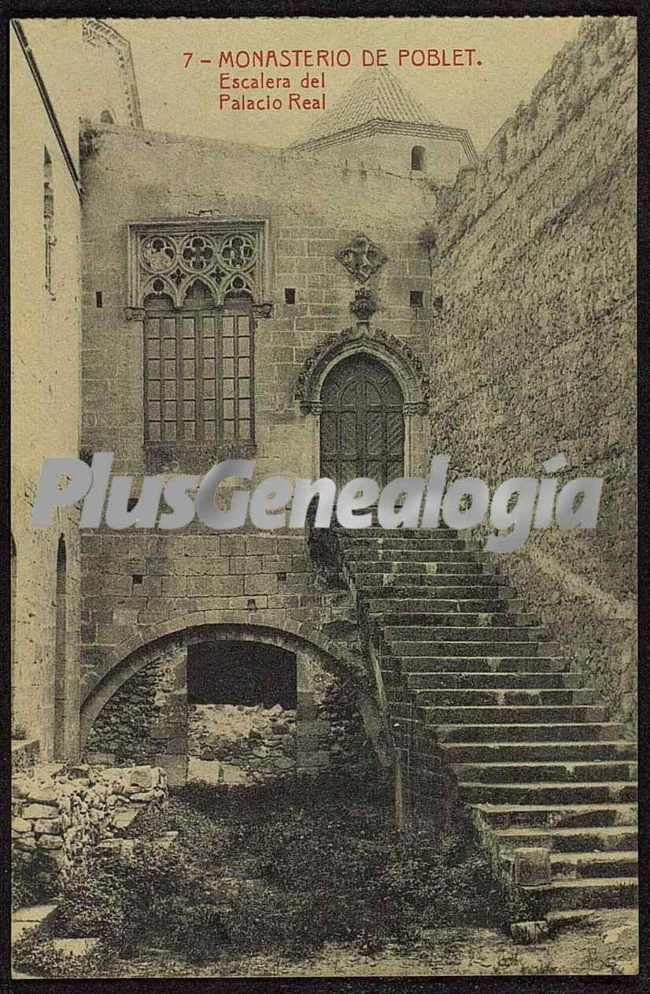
[320,355,404,488]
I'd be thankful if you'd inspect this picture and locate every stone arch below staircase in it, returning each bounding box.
[81,621,361,783]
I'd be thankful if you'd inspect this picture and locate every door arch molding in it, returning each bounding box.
[294,326,430,417]
[294,327,431,478]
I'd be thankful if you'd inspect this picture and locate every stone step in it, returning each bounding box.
[472,802,638,830]
[393,656,570,674]
[351,560,500,576]
[408,688,599,706]
[347,548,489,563]
[391,641,561,658]
[338,526,461,538]
[459,780,637,805]
[492,824,638,853]
[342,536,468,549]
[380,612,538,627]
[439,739,637,763]
[12,903,58,946]
[549,850,638,878]
[420,704,610,724]
[356,573,508,601]
[405,671,581,690]
[499,848,638,882]
[519,876,638,912]
[367,598,519,614]
[451,760,637,784]
[365,583,515,597]
[111,804,143,835]
[434,721,626,743]
[386,625,548,642]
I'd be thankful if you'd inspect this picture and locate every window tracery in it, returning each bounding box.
[129,221,266,309]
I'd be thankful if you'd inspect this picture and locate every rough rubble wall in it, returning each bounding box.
[187,704,297,781]
[84,640,188,783]
[12,764,167,891]
[428,19,637,726]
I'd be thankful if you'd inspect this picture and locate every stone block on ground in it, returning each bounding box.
[49,937,102,959]
[511,920,551,944]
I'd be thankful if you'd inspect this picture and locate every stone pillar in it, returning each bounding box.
[151,643,188,787]
[296,651,330,772]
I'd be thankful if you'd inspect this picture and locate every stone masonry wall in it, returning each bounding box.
[427,18,637,726]
[79,530,359,724]
[10,29,82,759]
[77,104,444,740]
[80,126,433,483]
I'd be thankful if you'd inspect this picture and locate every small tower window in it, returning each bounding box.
[411,145,425,172]
[99,109,115,124]
[410,290,424,309]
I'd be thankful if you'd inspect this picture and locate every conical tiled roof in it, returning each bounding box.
[292,67,440,146]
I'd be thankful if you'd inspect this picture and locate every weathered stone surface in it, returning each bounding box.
[21,804,59,820]
[428,17,637,731]
[37,834,64,849]
[49,937,102,959]
[513,848,552,887]
[33,818,62,835]
[26,785,58,804]
[511,920,550,945]
[187,703,296,781]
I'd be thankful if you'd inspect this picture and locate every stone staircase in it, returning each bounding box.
[333,525,638,918]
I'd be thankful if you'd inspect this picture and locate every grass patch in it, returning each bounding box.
[15,772,505,974]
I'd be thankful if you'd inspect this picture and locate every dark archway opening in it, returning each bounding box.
[186,640,297,783]
[187,641,297,708]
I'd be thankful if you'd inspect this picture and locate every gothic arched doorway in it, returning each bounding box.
[320,355,404,487]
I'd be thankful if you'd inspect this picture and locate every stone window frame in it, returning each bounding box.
[126,219,273,471]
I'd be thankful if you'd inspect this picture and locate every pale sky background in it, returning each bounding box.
[109,17,584,152]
